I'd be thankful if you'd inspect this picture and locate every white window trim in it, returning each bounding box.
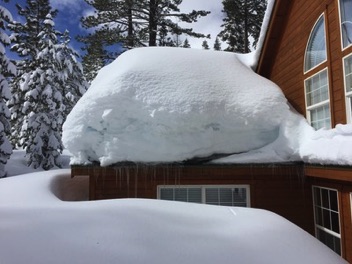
[338,0,352,51]
[312,185,342,255]
[157,184,251,207]
[304,67,331,128]
[343,53,352,123]
[303,13,328,74]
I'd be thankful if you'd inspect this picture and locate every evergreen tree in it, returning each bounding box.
[182,38,191,48]
[202,39,209,50]
[9,1,87,170]
[78,31,117,83]
[20,14,64,169]
[218,0,266,53]
[0,1,15,177]
[56,30,88,116]
[213,36,221,51]
[8,0,58,146]
[80,0,210,79]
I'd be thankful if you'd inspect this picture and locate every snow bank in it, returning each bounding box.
[63,47,292,165]
[0,172,347,264]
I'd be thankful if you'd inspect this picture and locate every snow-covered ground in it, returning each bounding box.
[0,165,347,264]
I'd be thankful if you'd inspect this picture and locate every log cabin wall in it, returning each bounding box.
[72,163,314,235]
[258,0,352,125]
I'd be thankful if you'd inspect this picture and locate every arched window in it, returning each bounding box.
[339,0,352,49]
[304,15,327,72]
[304,15,331,130]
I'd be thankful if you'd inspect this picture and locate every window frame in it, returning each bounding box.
[343,53,352,123]
[304,67,332,129]
[312,186,342,255]
[338,0,352,51]
[157,184,251,207]
[303,14,328,74]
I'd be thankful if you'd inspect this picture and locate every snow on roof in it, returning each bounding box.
[63,47,295,166]
[63,46,352,166]
[0,171,347,264]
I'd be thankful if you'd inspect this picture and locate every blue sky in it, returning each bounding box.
[3,0,224,58]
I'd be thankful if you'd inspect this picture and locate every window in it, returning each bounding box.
[344,54,352,122]
[158,185,250,207]
[304,69,331,129]
[339,0,352,49]
[304,15,327,72]
[312,186,341,255]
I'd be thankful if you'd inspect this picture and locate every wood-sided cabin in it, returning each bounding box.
[257,0,352,261]
[71,0,352,261]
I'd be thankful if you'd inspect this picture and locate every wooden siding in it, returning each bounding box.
[72,163,314,235]
[258,0,352,125]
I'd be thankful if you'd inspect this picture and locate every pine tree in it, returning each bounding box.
[182,38,191,48]
[213,37,221,51]
[218,0,267,53]
[20,14,64,169]
[8,0,58,147]
[78,31,116,83]
[56,30,88,116]
[0,1,15,177]
[9,1,87,170]
[80,0,210,79]
[202,39,209,50]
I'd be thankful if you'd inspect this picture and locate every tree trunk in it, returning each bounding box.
[244,0,249,53]
[127,1,134,48]
[149,0,157,46]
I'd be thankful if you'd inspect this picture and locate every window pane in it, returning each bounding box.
[340,0,352,48]
[306,70,329,107]
[317,228,341,255]
[313,187,341,255]
[160,188,174,201]
[331,212,340,233]
[305,16,327,71]
[205,188,220,205]
[310,104,331,130]
[345,55,352,93]
[159,187,202,203]
[314,187,321,206]
[321,188,330,208]
[188,188,202,203]
[329,190,338,212]
[175,188,188,202]
[205,187,248,207]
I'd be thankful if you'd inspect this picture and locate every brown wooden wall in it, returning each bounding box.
[259,0,352,125]
[72,163,314,235]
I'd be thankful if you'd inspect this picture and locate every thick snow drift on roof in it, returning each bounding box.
[63,47,294,165]
[0,172,347,264]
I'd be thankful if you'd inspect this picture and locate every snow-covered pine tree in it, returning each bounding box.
[9,1,86,170]
[18,13,65,169]
[213,37,221,51]
[202,40,209,50]
[56,30,88,116]
[0,1,15,177]
[218,0,267,53]
[8,0,57,147]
